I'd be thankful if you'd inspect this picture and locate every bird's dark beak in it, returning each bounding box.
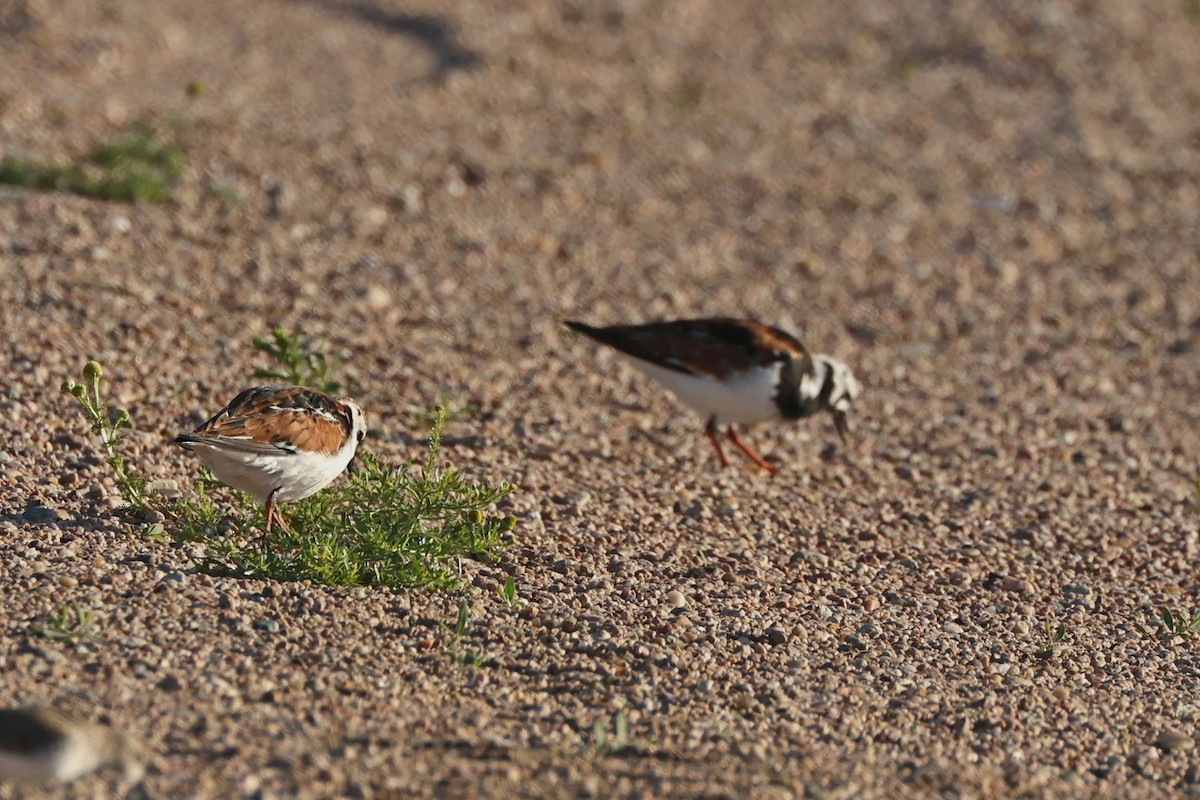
[833,410,850,444]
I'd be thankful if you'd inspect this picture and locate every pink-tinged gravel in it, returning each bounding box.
[1,0,1199,797]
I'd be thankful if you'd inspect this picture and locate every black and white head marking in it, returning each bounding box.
[787,355,859,441]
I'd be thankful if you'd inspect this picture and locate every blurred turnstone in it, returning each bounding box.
[565,317,859,472]
[0,706,145,785]
[175,386,366,531]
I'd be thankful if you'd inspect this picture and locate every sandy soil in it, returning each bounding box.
[1,0,1199,797]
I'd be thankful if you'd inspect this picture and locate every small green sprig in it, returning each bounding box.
[497,576,523,608]
[61,361,149,510]
[402,396,482,428]
[1,127,185,203]
[1034,619,1066,659]
[593,712,630,754]
[1135,608,1200,644]
[439,597,485,666]
[32,602,104,643]
[252,327,340,393]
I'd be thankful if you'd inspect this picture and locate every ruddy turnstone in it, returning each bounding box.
[0,706,145,785]
[565,317,859,472]
[174,386,366,532]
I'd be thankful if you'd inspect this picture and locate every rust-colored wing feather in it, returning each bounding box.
[565,317,812,379]
[178,386,351,455]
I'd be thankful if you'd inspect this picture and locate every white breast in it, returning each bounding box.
[0,737,103,784]
[627,359,782,425]
[183,438,357,504]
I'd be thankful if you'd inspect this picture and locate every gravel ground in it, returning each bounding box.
[1,0,1199,797]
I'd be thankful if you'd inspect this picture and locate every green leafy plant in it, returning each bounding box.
[32,602,103,643]
[201,406,516,587]
[497,575,523,608]
[439,597,485,666]
[62,361,516,590]
[141,522,168,540]
[0,127,185,203]
[402,396,482,428]
[592,712,630,754]
[1135,608,1200,644]
[252,327,340,393]
[169,474,236,545]
[1034,619,1066,659]
[60,362,151,512]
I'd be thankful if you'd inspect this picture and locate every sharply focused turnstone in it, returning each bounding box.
[565,317,860,472]
[0,706,145,785]
[174,386,366,532]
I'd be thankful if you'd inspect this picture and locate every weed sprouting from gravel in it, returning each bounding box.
[592,712,630,755]
[63,359,230,530]
[497,576,524,608]
[61,362,152,512]
[1034,619,1066,659]
[1135,608,1200,645]
[403,396,482,428]
[252,327,341,394]
[63,361,517,590]
[200,416,517,588]
[0,127,185,203]
[440,597,486,666]
[32,602,103,643]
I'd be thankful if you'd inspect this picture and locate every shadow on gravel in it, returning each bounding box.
[6,504,72,528]
[295,0,481,82]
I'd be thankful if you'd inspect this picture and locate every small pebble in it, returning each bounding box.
[1156,729,1195,752]
[158,675,184,692]
[999,576,1030,593]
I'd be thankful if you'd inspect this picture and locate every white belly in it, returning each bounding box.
[628,359,782,425]
[184,442,355,503]
[0,739,102,784]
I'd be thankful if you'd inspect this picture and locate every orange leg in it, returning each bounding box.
[264,489,290,535]
[727,427,777,473]
[704,418,731,468]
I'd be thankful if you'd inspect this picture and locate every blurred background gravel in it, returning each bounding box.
[0,0,1198,796]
